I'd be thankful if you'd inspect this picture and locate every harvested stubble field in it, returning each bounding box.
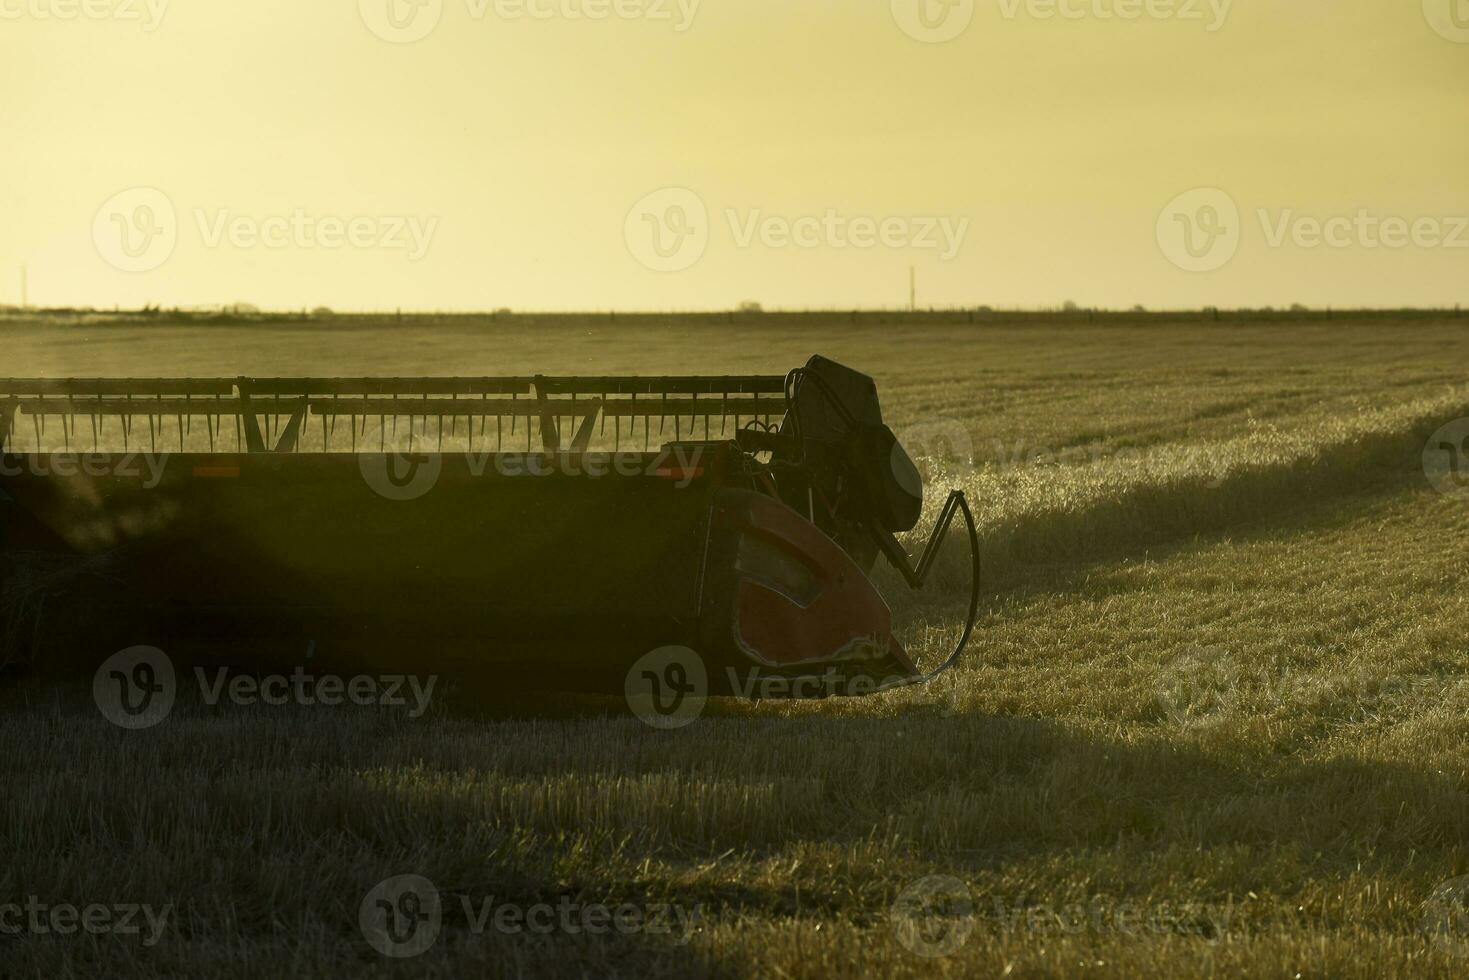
[2,311,1468,978]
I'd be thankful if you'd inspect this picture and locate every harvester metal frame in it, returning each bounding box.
[0,376,788,455]
[0,358,980,696]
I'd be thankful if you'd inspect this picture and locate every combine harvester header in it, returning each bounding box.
[0,357,978,698]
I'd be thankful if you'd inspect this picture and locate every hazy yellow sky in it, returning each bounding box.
[2,0,1465,311]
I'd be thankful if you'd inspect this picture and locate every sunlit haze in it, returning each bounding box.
[3,0,1466,311]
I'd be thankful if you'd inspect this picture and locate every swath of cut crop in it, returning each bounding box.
[896,387,1469,595]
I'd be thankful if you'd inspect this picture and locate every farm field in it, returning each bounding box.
[2,312,1468,978]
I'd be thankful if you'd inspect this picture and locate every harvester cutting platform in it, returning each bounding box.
[0,356,977,697]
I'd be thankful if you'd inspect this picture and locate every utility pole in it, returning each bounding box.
[19,265,27,310]
[909,266,916,313]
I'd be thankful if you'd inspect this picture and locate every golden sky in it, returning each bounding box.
[2,0,1466,311]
